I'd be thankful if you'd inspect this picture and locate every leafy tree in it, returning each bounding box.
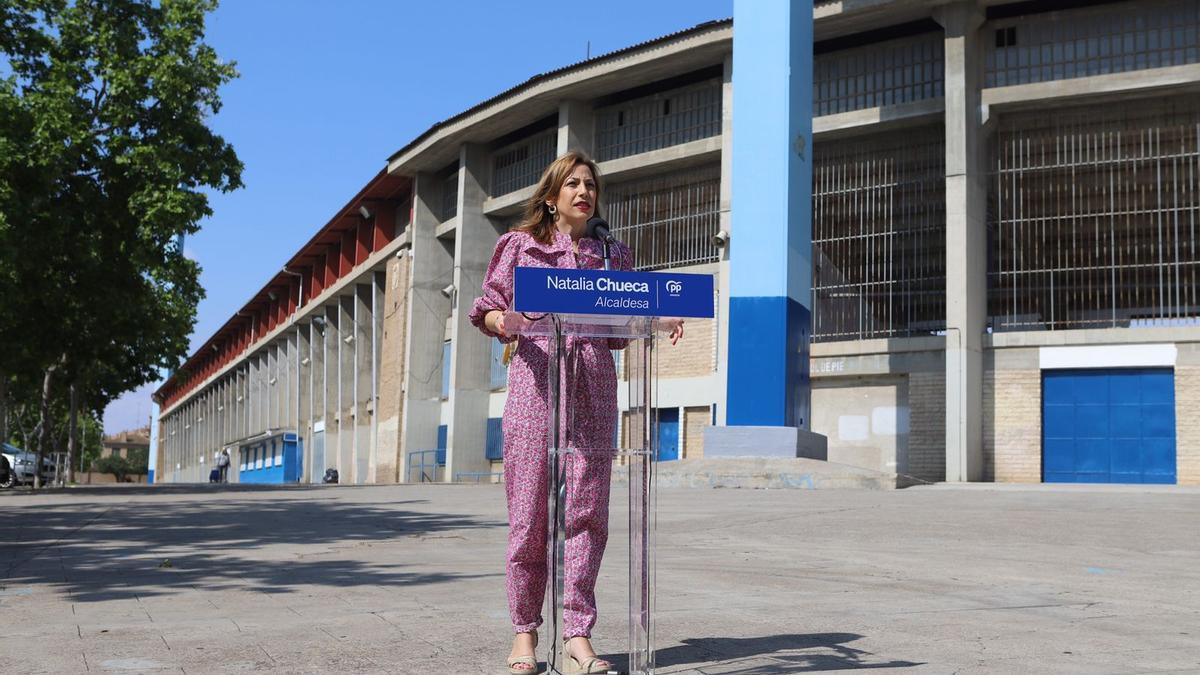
[93,454,133,482]
[0,0,242,487]
[126,446,149,475]
[93,447,146,483]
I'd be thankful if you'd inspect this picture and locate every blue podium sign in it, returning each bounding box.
[514,267,714,318]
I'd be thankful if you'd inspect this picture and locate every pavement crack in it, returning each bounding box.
[258,644,276,663]
[161,635,171,650]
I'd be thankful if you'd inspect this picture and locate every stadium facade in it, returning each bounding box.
[153,0,1200,485]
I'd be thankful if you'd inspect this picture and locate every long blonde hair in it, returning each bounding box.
[513,150,603,244]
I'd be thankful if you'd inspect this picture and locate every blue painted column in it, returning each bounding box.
[148,402,159,484]
[727,0,813,428]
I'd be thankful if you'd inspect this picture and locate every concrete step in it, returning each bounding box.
[612,457,925,490]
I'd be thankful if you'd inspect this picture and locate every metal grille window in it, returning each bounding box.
[814,32,944,117]
[485,417,503,461]
[986,0,1200,88]
[594,79,722,162]
[812,127,946,342]
[441,170,458,222]
[988,99,1200,332]
[605,165,721,271]
[492,131,557,196]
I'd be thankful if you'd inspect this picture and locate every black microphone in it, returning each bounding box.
[586,216,615,243]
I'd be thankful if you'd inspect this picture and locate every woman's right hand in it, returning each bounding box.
[487,310,508,337]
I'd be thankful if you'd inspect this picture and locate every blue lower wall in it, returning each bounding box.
[727,296,811,428]
[238,434,302,484]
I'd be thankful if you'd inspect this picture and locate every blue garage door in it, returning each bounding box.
[1043,369,1175,484]
[656,408,679,462]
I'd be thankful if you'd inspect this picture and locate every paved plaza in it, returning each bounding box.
[2,482,1199,674]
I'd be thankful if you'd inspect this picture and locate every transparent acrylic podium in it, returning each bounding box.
[504,310,660,675]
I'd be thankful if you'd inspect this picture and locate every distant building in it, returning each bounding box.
[101,427,150,460]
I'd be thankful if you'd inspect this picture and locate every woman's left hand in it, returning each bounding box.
[666,319,684,346]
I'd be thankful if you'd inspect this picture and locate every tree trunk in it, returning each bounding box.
[67,382,79,485]
[35,366,56,490]
[0,373,9,446]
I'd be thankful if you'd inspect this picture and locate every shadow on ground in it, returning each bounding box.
[603,633,922,673]
[0,485,503,603]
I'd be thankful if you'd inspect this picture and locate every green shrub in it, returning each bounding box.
[93,455,133,482]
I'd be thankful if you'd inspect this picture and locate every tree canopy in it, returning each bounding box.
[0,0,242,484]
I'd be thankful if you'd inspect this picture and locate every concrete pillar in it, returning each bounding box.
[200,397,206,480]
[376,250,411,483]
[178,410,185,481]
[186,401,194,481]
[218,379,226,445]
[938,1,986,482]
[195,394,202,470]
[180,403,187,480]
[354,283,372,484]
[245,357,254,436]
[338,294,355,480]
[267,344,277,430]
[273,340,283,430]
[205,391,212,464]
[261,347,270,432]
[273,341,283,429]
[218,378,225,445]
[297,323,312,482]
[401,172,453,481]
[285,331,297,430]
[176,404,183,480]
[196,398,202,480]
[249,354,259,434]
[323,303,340,480]
[228,376,235,443]
[370,271,385,483]
[447,143,500,482]
[261,349,269,432]
[558,100,594,156]
[229,375,236,441]
[238,366,247,440]
[312,313,329,481]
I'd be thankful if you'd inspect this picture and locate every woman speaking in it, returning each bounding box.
[470,151,681,674]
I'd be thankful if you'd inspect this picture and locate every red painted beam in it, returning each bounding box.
[311,256,325,297]
[340,229,355,277]
[287,279,299,315]
[324,245,339,289]
[372,202,396,250]
[356,218,370,265]
[300,268,313,308]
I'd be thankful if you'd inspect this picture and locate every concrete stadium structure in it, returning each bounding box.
[153,0,1200,486]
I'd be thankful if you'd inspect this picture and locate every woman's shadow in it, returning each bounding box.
[603,633,922,673]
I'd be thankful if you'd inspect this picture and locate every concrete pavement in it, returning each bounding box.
[2,482,1199,673]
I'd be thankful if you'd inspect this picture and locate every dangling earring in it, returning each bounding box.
[547,203,557,216]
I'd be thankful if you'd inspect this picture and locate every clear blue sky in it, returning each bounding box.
[104,0,733,433]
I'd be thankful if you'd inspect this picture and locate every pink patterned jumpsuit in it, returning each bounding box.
[469,229,633,639]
